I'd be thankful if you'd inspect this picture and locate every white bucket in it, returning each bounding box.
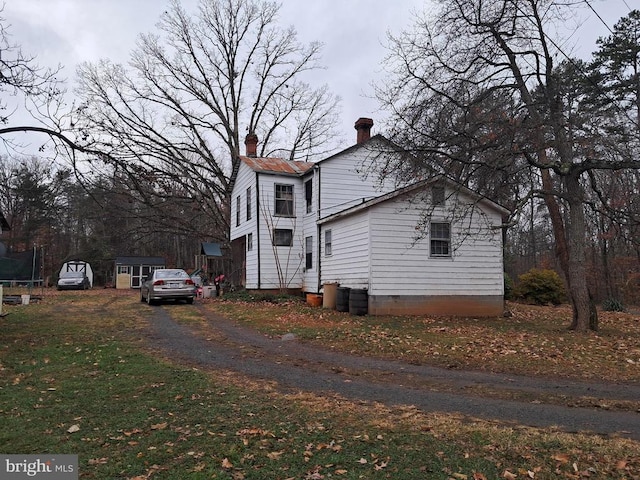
[21,294,30,305]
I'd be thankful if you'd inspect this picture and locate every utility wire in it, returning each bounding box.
[512,1,638,130]
[583,0,614,35]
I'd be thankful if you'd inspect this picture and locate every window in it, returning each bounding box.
[236,195,241,226]
[247,233,253,251]
[117,265,131,275]
[325,229,332,256]
[305,179,313,214]
[432,185,445,206]
[246,187,252,221]
[430,222,451,257]
[275,184,294,216]
[305,236,313,270]
[273,228,293,246]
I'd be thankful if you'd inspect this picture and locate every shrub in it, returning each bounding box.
[602,298,625,312]
[516,268,566,305]
[504,273,514,300]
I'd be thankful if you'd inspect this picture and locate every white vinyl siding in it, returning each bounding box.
[257,174,305,289]
[318,138,398,219]
[367,192,503,297]
[321,211,370,289]
[231,161,259,289]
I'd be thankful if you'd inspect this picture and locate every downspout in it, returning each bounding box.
[315,164,322,293]
[255,171,261,289]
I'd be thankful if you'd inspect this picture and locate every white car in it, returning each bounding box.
[57,271,91,290]
[140,269,196,305]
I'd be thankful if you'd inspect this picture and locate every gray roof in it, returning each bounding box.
[115,256,165,266]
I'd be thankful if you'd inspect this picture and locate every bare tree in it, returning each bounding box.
[376,0,640,331]
[75,0,341,240]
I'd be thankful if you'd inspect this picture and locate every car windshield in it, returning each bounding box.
[155,269,188,279]
[60,271,84,278]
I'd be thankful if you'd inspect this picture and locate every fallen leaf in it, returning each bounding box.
[221,458,233,469]
[374,460,388,471]
[503,471,517,479]
[151,422,168,430]
[67,424,80,433]
[267,451,284,460]
[335,469,348,475]
[358,458,368,464]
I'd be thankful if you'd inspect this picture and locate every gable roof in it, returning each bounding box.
[312,134,406,167]
[239,156,315,177]
[318,177,510,226]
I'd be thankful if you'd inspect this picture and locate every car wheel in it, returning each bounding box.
[140,289,145,302]
[146,292,156,306]
[186,297,194,304]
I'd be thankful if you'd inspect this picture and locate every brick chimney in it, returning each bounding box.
[354,117,374,144]
[245,132,258,157]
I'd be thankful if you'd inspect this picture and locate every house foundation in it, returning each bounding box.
[368,294,504,317]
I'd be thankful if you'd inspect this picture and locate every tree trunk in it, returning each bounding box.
[540,166,598,331]
[564,172,598,331]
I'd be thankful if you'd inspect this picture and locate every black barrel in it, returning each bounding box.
[336,287,351,312]
[349,288,368,316]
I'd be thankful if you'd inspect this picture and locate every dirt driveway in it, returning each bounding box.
[142,304,640,441]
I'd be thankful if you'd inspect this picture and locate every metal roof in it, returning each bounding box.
[239,156,314,176]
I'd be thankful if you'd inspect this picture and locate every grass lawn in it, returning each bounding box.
[0,288,639,479]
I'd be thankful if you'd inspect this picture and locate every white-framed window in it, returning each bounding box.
[236,195,241,226]
[117,265,131,275]
[430,222,451,257]
[275,184,294,216]
[305,179,313,214]
[273,228,293,246]
[246,187,252,221]
[325,229,332,256]
[305,236,313,270]
[247,233,253,251]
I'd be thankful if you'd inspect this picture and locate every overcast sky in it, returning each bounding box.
[2,0,636,152]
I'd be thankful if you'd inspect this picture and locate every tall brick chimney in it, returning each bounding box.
[354,117,374,144]
[245,132,258,157]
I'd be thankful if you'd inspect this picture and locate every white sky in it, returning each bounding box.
[2,0,635,153]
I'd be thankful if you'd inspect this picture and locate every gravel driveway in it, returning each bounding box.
[142,304,640,441]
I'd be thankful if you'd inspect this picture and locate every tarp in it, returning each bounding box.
[0,250,41,282]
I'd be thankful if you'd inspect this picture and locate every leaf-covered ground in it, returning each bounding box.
[209,298,640,384]
[1,289,639,479]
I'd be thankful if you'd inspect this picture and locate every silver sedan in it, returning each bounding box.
[140,269,196,305]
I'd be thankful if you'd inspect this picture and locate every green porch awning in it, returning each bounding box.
[201,242,222,257]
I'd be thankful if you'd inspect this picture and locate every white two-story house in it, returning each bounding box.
[230,118,509,316]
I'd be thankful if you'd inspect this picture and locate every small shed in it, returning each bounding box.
[114,256,165,289]
[60,260,94,287]
[194,242,226,283]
